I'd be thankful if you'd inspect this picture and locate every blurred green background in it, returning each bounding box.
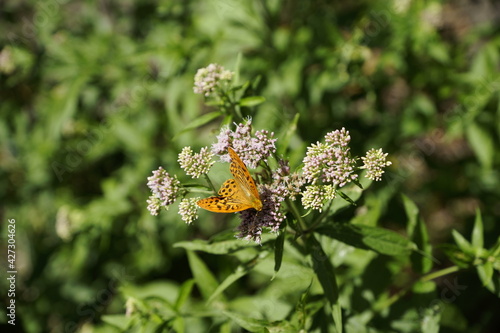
[1,0,499,332]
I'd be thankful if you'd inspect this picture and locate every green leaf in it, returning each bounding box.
[411,218,433,274]
[316,223,415,256]
[273,228,286,276]
[101,314,132,330]
[307,236,342,332]
[471,208,484,251]
[477,261,494,290]
[174,279,195,311]
[207,253,265,304]
[277,112,300,156]
[489,236,500,258]
[420,307,441,333]
[412,280,436,294]
[175,238,262,254]
[329,179,368,214]
[337,190,357,206]
[451,229,474,256]
[466,121,494,169]
[172,316,185,333]
[332,303,343,333]
[239,96,266,107]
[222,311,269,332]
[439,244,473,268]
[186,251,222,301]
[234,52,242,85]
[172,111,223,140]
[402,194,419,237]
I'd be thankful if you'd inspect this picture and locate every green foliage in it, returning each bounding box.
[2,0,500,332]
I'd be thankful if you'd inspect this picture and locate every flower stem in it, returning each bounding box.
[203,174,218,193]
[286,198,307,233]
[420,265,461,282]
[373,265,461,312]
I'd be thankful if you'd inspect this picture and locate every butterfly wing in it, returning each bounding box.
[228,148,262,211]
[197,179,254,213]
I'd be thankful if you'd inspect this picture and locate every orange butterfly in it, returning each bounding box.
[197,148,262,213]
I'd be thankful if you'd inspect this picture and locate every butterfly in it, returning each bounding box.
[197,147,262,213]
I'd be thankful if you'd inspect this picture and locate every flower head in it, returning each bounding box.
[178,146,215,178]
[193,63,234,96]
[301,185,336,212]
[302,128,357,187]
[271,159,305,201]
[178,198,200,224]
[236,185,285,244]
[146,167,182,215]
[212,118,277,168]
[360,148,392,181]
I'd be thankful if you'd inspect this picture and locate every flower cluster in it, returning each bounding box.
[178,198,200,224]
[147,66,394,243]
[146,167,181,215]
[301,185,336,212]
[236,160,305,243]
[236,185,285,243]
[360,148,392,181]
[193,63,234,96]
[178,146,215,178]
[271,160,305,201]
[212,118,277,168]
[302,128,357,187]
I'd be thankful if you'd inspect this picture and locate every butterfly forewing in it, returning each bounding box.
[228,148,260,199]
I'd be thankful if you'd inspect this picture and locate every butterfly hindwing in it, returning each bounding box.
[197,195,253,213]
[197,148,262,213]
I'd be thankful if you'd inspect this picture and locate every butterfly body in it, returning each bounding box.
[197,148,262,213]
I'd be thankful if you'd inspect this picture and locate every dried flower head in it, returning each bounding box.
[236,185,285,243]
[178,146,215,178]
[146,167,182,215]
[212,118,277,168]
[193,63,234,96]
[360,148,392,181]
[178,198,200,224]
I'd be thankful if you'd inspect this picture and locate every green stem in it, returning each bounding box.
[203,174,218,194]
[373,265,461,312]
[420,265,461,283]
[306,201,333,232]
[286,198,307,233]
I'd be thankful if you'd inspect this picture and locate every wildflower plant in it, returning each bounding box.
[147,64,394,243]
[141,64,450,332]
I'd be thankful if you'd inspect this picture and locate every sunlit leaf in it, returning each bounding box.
[239,96,266,107]
[186,251,222,301]
[317,223,415,256]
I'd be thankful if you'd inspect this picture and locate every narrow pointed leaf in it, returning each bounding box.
[411,218,433,274]
[477,261,494,290]
[207,262,255,305]
[175,238,263,255]
[316,223,415,256]
[451,229,474,256]
[402,194,419,237]
[273,229,286,275]
[471,208,484,251]
[239,96,266,107]
[308,236,342,332]
[222,311,269,332]
[186,251,221,301]
[174,279,195,311]
[172,111,222,140]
